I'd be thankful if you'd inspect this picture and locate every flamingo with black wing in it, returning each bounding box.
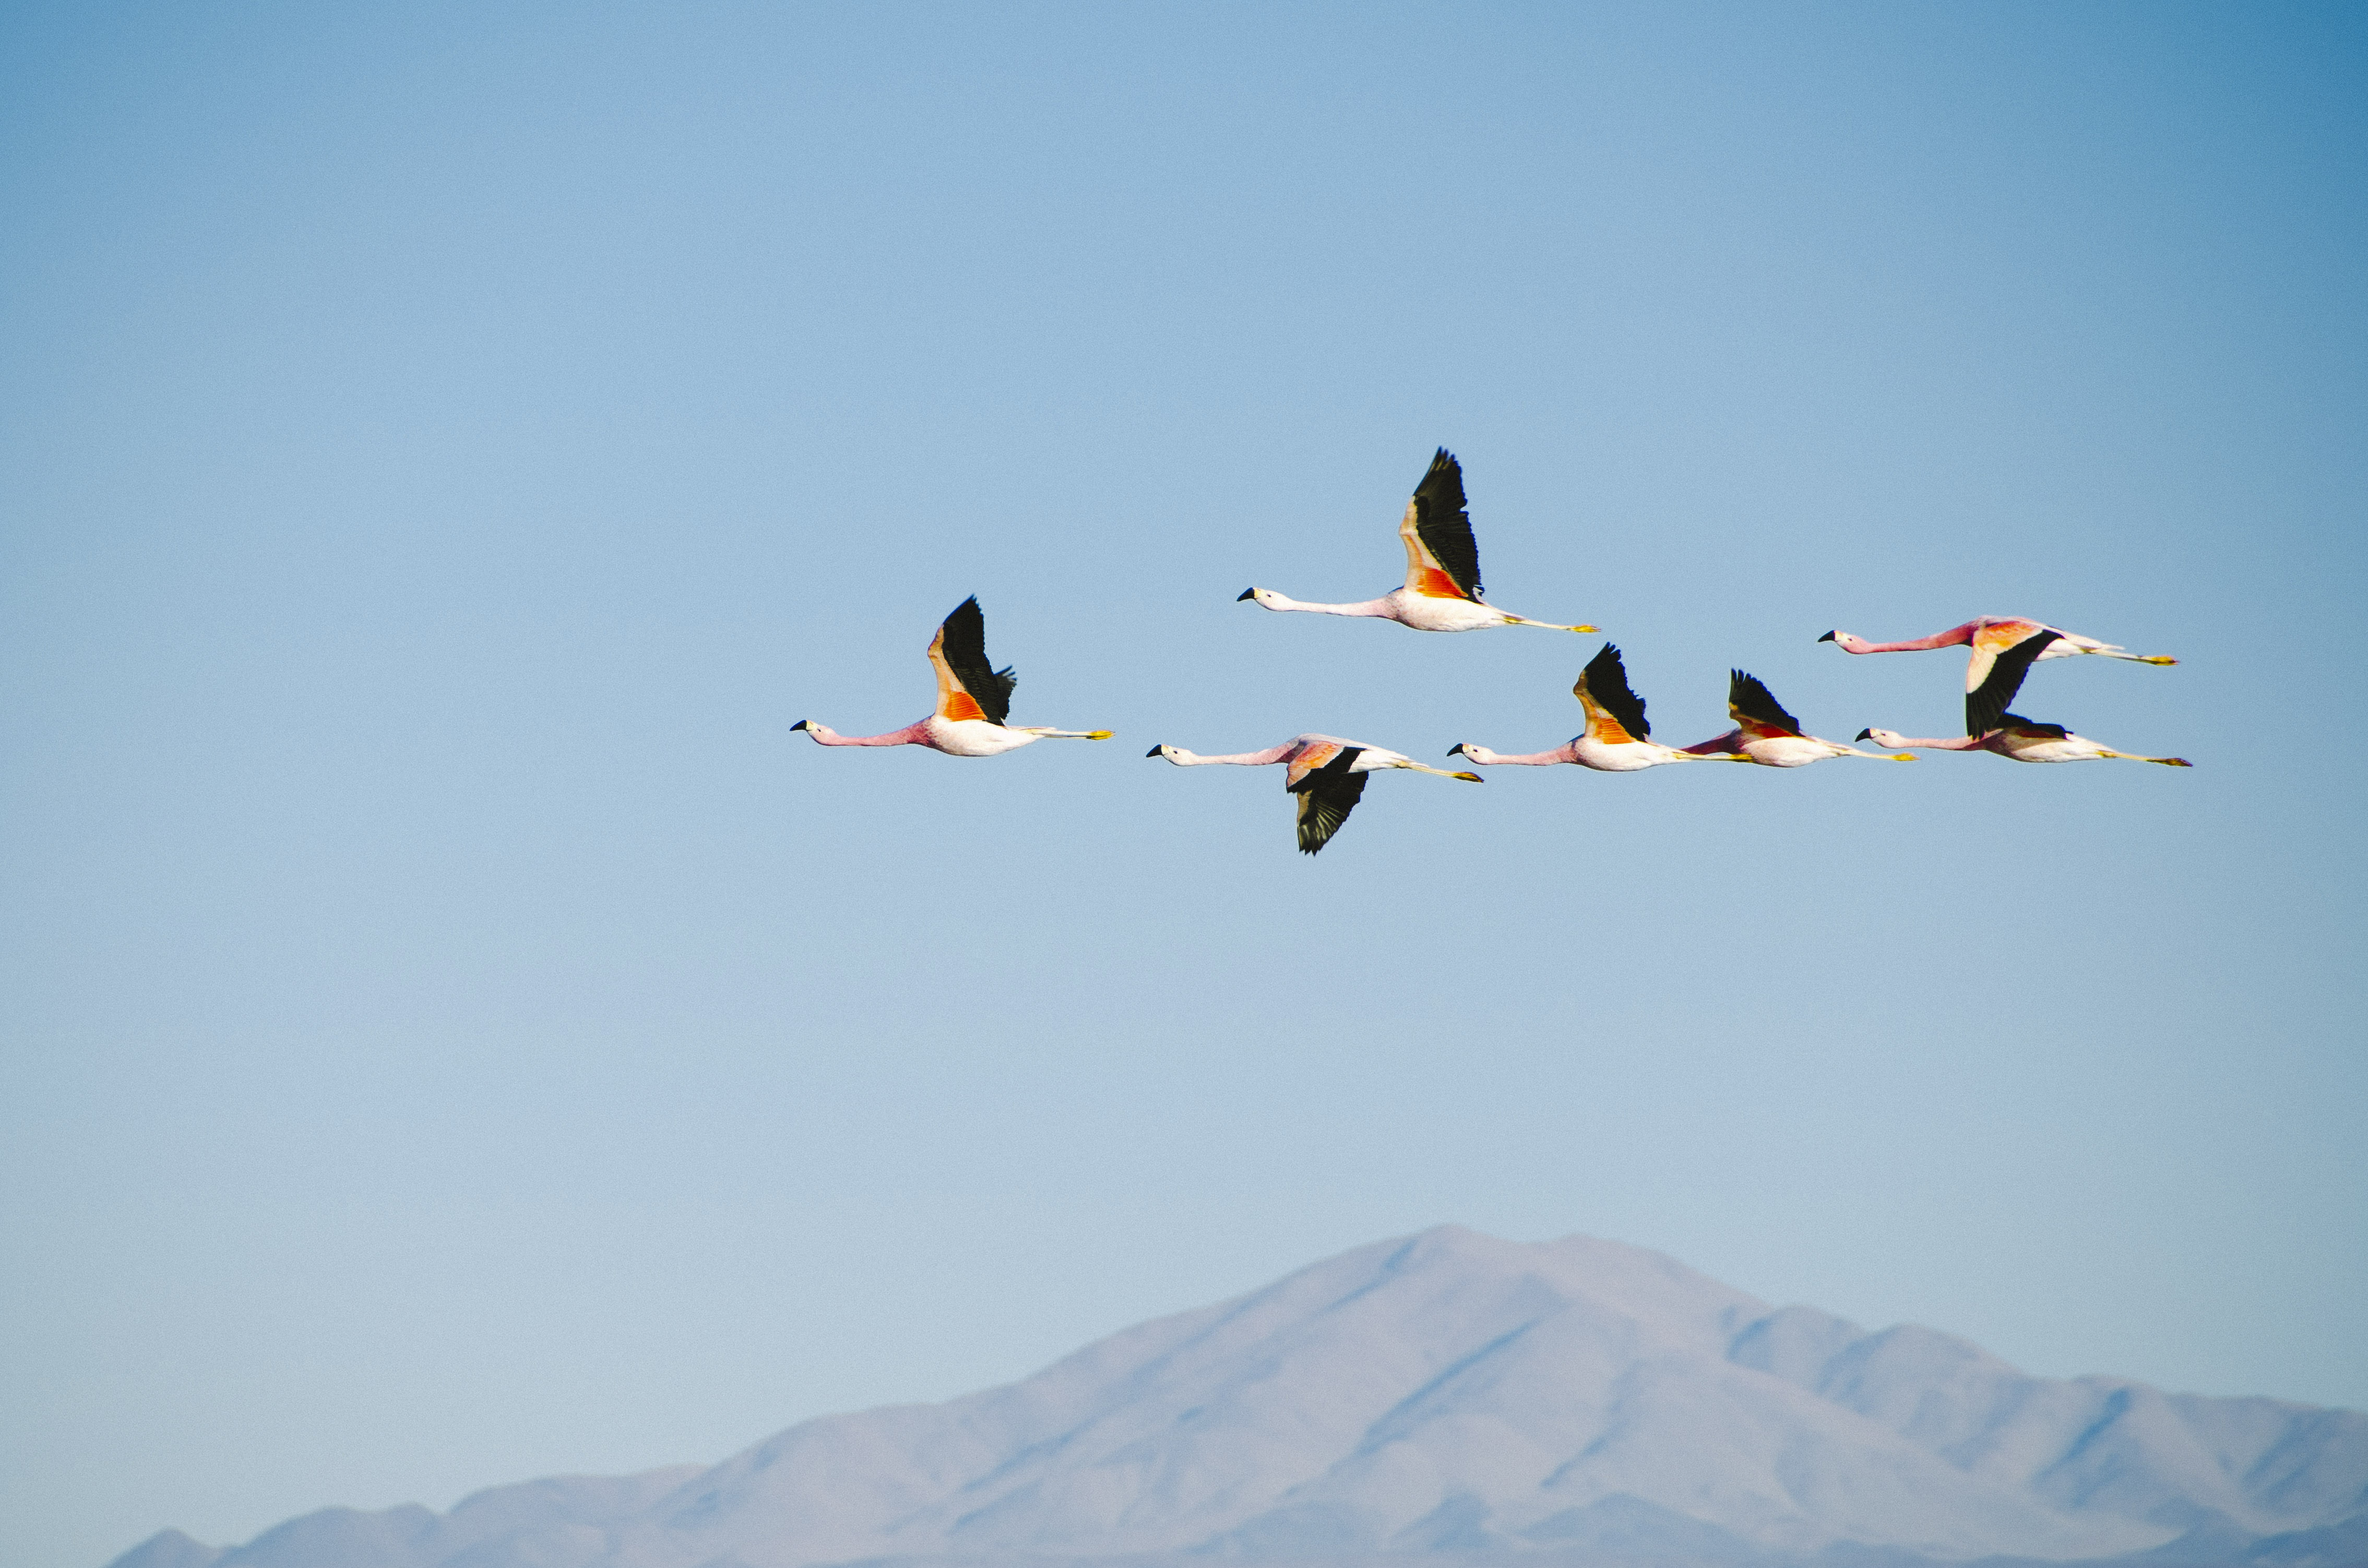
[1240,449,1597,633]
[793,597,1112,756]
[1681,672,1916,765]
[1449,643,1741,772]
[1819,615,2175,696]
[1145,734,1482,854]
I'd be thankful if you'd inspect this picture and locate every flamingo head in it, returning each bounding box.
[1146,743,1186,762]
[792,720,838,743]
[1820,629,1871,653]
[1856,727,1909,747]
[1237,587,1281,608]
[1446,743,1487,764]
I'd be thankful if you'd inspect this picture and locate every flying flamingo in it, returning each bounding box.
[1857,627,2191,765]
[792,596,1111,756]
[1239,449,1598,633]
[1818,616,2175,702]
[1858,722,2192,768]
[1145,734,1483,854]
[1680,671,1918,765]
[1447,643,1743,771]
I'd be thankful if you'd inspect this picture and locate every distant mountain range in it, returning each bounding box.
[109,1227,2368,1568]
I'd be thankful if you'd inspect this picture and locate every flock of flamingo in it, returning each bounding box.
[795,449,2188,854]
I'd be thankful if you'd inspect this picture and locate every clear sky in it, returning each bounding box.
[3,4,2363,1565]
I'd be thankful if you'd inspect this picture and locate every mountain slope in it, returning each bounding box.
[107,1227,2368,1568]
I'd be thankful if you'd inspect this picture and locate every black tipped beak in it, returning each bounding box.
[1236,588,1256,601]
[1817,630,1837,642]
[1446,744,1465,757]
[790,719,808,730]
[1854,728,1873,741]
[1145,745,1163,757]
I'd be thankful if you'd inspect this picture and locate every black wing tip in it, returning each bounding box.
[1729,669,1802,734]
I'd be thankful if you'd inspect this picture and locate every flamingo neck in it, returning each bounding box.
[1169,744,1295,766]
[806,719,931,747]
[1470,744,1577,765]
[1844,621,1980,654]
[1265,593,1396,618]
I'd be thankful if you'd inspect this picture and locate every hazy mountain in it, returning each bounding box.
[107,1227,2368,1568]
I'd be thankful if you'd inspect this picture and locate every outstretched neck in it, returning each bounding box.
[1838,621,1980,654]
[1260,592,1396,618]
[800,719,931,747]
[1459,743,1576,765]
[1165,744,1295,766]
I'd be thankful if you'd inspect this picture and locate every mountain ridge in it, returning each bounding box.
[107,1227,2368,1568]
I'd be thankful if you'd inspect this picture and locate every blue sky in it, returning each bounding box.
[3,4,2364,1565]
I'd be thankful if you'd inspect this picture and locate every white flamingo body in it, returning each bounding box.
[1450,643,1741,773]
[1146,732,1482,853]
[1241,449,1596,635]
[1246,586,1535,632]
[797,714,1096,757]
[792,597,1111,757]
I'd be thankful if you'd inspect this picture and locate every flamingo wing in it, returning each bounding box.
[1728,671,1803,739]
[1282,737,1349,790]
[1962,617,2051,695]
[1966,628,2061,736]
[1574,643,1650,743]
[1287,746,1369,854]
[928,596,1017,726]
[1398,448,1483,602]
[2000,714,2072,739]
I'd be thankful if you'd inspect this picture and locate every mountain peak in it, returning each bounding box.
[110,1227,2368,1568]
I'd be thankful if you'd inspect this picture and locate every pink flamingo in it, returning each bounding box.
[1448,643,1742,771]
[1240,449,1598,633]
[1681,671,1917,765]
[1859,722,2192,767]
[1858,627,2190,765]
[1819,616,2175,700]
[793,597,1111,756]
[1146,734,1483,854]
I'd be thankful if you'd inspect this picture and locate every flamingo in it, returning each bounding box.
[1145,734,1483,854]
[1818,617,2175,702]
[1857,627,2191,765]
[1680,670,1917,765]
[1239,449,1598,633]
[792,596,1112,756]
[1447,643,1743,771]
[1858,721,2193,767]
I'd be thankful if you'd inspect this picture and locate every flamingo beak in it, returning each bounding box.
[1854,728,1873,741]
[791,720,809,731]
[1145,745,1164,757]
[1446,744,1466,757]
[1236,588,1257,601]
[1818,631,1837,643]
